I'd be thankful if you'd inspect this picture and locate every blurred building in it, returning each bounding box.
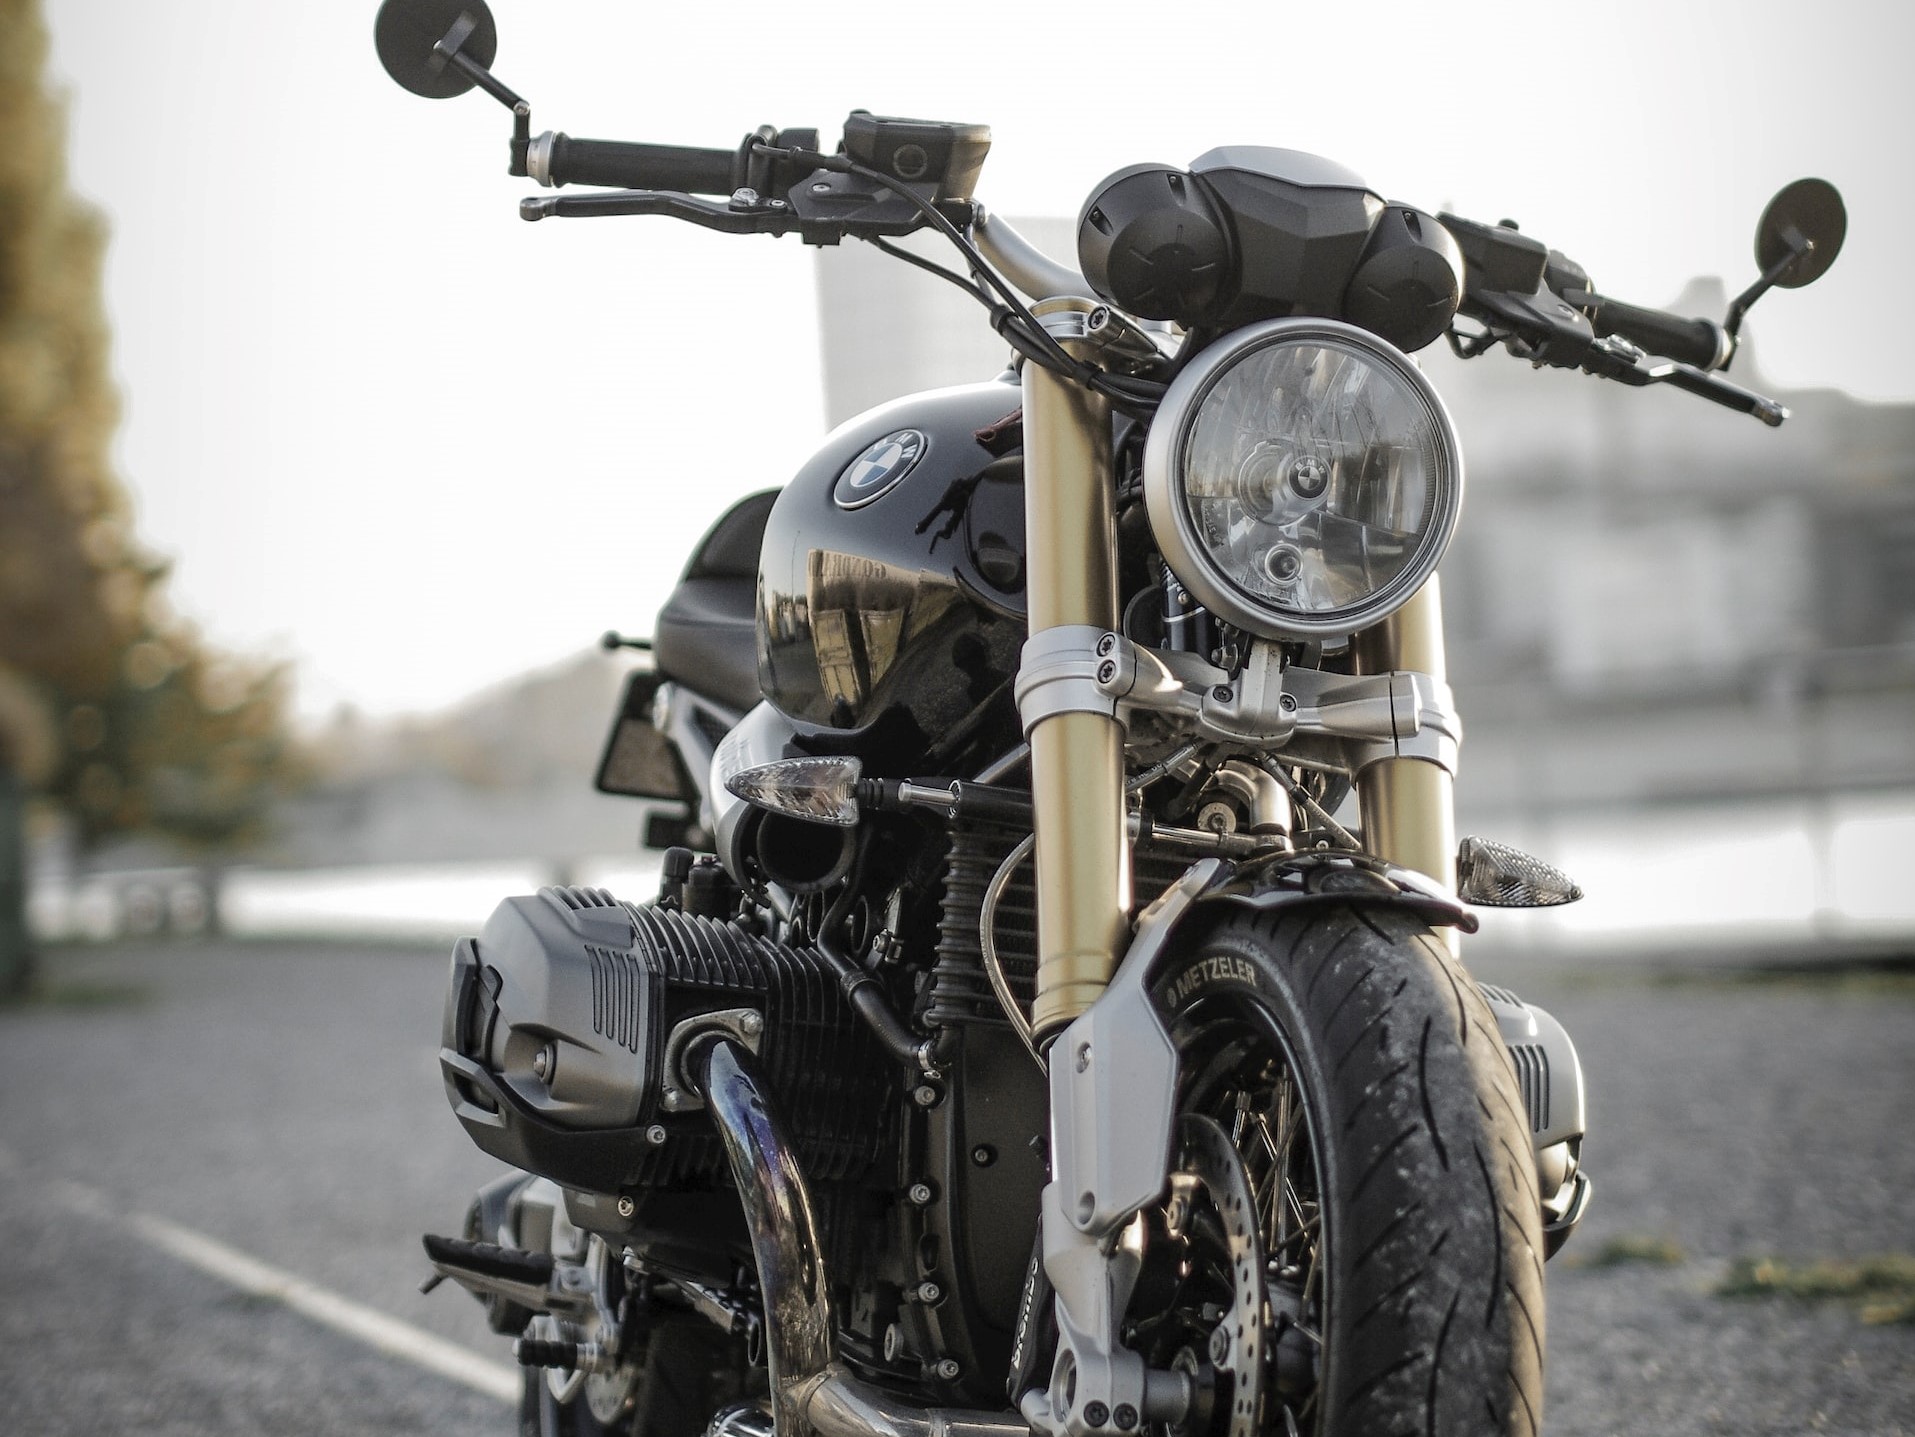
[1392,279,1908,789]
[814,219,1075,426]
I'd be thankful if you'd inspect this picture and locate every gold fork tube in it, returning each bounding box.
[1023,299,1131,1039]
[1351,577,1457,897]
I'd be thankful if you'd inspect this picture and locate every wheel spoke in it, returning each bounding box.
[1270,1211,1320,1257]
[1149,1006,1330,1435]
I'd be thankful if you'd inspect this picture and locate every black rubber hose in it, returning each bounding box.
[541,134,740,193]
[810,837,933,1070]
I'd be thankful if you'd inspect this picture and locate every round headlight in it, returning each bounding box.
[1143,318,1463,640]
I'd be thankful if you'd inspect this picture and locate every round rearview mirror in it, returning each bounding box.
[374,0,498,100]
[1755,177,1846,289]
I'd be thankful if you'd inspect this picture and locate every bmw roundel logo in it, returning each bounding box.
[833,429,928,509]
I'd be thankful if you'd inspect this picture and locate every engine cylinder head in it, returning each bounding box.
[441,887,893,1197]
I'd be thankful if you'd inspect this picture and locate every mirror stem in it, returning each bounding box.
[1724,229,1812,350]
[425,15,531,174]
[437,44,525,111]
[511,103,530,179]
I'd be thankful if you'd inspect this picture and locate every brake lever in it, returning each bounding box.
[1580,336,1788,426]
[517,174,940,246]
[519,187,817,236]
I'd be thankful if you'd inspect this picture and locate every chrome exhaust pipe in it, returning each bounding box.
[690,1038,1025,1437]
[706,1403,777,1437]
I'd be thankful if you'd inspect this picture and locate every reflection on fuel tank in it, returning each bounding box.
[806,551,961,724]
[753,381,1032,742]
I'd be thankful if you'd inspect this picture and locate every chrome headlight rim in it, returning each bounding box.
[1142,316,1464,641]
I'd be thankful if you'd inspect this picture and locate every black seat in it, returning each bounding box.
[653,490,777,713]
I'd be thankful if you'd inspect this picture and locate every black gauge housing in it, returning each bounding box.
[1075,146,1462,350]
[1077,164,1231,322]
[1343,204,1466,353]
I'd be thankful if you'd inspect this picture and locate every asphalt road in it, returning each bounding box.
[1,937,1910,1435]
[0,940,514,1435]
[1471,947,1915,1437]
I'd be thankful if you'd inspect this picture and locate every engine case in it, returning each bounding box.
[441,886,892,1197]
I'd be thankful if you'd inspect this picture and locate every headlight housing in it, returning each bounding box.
[1142,317,1463,640]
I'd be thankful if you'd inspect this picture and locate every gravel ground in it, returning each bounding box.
[1471,949,1915,1436]
[0,938,1910,1434]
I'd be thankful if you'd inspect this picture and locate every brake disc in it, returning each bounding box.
[1175,1114,1267,1437]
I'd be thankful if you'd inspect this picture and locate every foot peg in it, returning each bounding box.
[423,1233,555,1286]
[421,1232,589,1317]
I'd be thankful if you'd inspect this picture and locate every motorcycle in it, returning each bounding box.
[374,4,1846,1434]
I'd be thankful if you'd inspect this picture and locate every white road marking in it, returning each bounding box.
[0,1146,518,1404]
[127,1206,521,1403]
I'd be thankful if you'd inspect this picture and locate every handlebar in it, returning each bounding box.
[971,206,1090,302]
[1575,292,1733,372]
[506,123,1787,426]
[1439,210,1781,421]
[525,131,741,193]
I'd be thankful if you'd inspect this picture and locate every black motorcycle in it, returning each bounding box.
[375,4,1845,1434]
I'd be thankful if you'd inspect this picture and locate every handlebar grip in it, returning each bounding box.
[1586,294,1731,371]
[529,132,741,195]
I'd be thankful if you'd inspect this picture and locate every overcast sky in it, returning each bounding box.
[40,0,1914,721]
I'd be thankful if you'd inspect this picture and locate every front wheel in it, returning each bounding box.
[1142,902,1546,1437]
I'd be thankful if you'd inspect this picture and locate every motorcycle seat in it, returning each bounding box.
[653,490,777,714]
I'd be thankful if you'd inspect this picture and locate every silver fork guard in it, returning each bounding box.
[1019,862,1226,1437]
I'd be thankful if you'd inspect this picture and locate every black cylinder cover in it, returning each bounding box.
[441,886,892,1196]
[1342,204,1465,352]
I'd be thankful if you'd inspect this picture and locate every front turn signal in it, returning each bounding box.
[1456,835,1584,908]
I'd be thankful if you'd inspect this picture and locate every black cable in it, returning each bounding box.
[1249,753,1362,851]
[1160,325,1216,383]
[756,143,1167,414]
[810,829,934,1070]
[831,156,1083,375]
[866,235,990,305]
[870,199,1164,415]
[1445,323,1503,361]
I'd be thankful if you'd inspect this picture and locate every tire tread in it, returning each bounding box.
[1158,902,1545,1437]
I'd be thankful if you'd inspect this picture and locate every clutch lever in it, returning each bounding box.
[1579,335,1789,427]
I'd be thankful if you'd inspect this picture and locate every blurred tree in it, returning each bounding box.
[0,0,299,992]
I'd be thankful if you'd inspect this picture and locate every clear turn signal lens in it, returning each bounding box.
[1456,836,1583,908]
[724,755,863,827]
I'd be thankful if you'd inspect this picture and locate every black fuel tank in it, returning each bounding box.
[758,380,1027,752]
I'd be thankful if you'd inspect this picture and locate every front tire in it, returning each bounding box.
[1148,902,1545,1437]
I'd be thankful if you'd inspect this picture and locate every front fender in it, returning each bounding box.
[1198,848,1479,933]
[1047,849,1474,1242]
